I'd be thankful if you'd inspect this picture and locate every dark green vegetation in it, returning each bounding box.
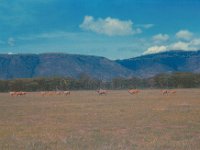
[1,50,200,80]
[0,90,200,150]
[0,72,200,92]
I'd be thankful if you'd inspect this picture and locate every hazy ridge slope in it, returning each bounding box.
[0,53,133,80]
[116,50,200,77]
[0,54,40,79]
[1,51,200,80]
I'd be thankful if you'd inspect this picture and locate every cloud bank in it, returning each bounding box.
[153,34,169,42]
[80,16,141,36]
[176,30,193,40]
[144,45,167,54]
[144,30,200,54]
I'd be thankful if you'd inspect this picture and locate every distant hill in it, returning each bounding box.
[116,50,200,78]
[1,50,200,80]
[0,53,133,80]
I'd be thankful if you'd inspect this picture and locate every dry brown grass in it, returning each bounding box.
[0,89,200,150]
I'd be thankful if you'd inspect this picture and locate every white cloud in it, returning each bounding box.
[153,34,169,42]
[190,38,200,46]
[80,16,141,36]
[170,41,191,50]
[176,30,193,40]
[144,29,200,55]
[170,40,200,51]
[8,37,15,46]
[144,39,200,55]
[143,45,168,54]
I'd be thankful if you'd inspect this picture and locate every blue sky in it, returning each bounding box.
[0,0,200,59]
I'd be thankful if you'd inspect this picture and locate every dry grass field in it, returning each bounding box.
[0,89,200,150]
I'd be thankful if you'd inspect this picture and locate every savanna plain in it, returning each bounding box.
[0,89,200,150]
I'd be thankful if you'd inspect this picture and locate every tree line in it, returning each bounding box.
[0,72,200,92]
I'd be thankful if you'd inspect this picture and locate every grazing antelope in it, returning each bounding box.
[162,90,169,95]
[170,90,177,94]
[40,91,47,96]
[64,91,70,96]
[40,91,53,96]
[9,92,16,96]
[96,89,107,95]
[128,89,140,95]
[56,91,64,95]
[11,91,27,96]
[16,92,23,96]
[48,91,56,96]
[21,92,27,95]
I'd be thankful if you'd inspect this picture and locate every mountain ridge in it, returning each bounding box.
[1,50,200,80]
[0,53,133,80]
[117,50,200,78]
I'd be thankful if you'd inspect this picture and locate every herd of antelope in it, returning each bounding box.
[96,89,108,95]
[9,91,27,96]
[9,89,177,96]
[40,91,70,96]
[161,90,177,95]
[9,91,71,97]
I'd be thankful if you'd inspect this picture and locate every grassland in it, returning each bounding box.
[0,89,200,150]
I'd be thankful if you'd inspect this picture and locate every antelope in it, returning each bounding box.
[9,92,16,96]
[96,89,107,95]
[11,91,27,96]
[162,90,169,95]
[170,90,177,94]
[40,91,47,96]
[128,89,140,95]
[64,91,70,96]
[56,91,64,95]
